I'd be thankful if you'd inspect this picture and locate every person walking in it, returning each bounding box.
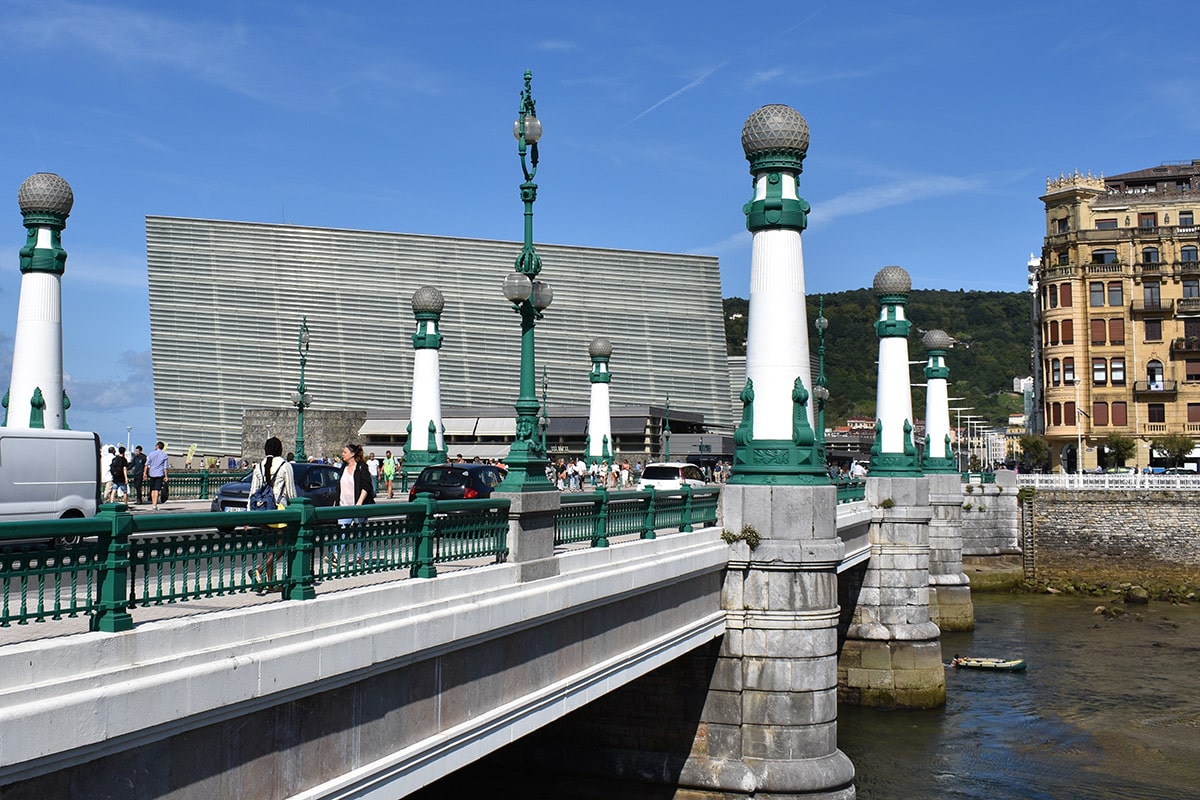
[145,441,170,510]
[382,450,396,499]
[331,443,375,567]
[108,446,129,504]
[247,436,296,594]
[129,445,147,504]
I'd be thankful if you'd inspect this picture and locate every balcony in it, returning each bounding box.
[1177,297,1200,314]
[1133,380,1178,396]
[1135,261,1168,279]
[1042,265,1079,280]
[1086,261,1127,276]
[1131,298,1174,314]
[1170,337,1200,355]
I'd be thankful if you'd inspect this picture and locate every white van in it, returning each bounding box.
[0,429,101,522]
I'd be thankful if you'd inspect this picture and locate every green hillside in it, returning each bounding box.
[723,290,1031,428]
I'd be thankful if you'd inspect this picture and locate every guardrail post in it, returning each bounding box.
[199,470,210,500]
[642,486,657,540]
[285,497,317,600]
[681,483,694,532]
[593,486,609,548]
[413,494,438,578]
[92,503,134,632]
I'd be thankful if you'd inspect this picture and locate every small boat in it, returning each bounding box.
[950,656,1027,672]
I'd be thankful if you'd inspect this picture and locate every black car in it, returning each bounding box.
[408,463,506,501]
[210,462,342,512]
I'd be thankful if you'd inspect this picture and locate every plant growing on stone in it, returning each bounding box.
[721,524,761,549]
[963,502,973,510]
[878,498,895,509]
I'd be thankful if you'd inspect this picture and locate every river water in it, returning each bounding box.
[841,592,1200,799]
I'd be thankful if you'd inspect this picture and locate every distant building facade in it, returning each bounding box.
[146,217,732,457]
[1036,162,1200,470]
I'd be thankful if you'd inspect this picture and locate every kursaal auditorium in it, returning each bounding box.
[145,217,733,462]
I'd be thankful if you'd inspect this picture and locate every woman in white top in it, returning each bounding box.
[248,436,296,592]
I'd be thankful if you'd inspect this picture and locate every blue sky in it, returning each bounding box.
[0,0,1197,449]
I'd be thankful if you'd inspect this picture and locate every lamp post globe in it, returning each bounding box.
[497,70,554,492]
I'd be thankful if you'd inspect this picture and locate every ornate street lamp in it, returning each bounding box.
[663,393,672,461]
[540,365,549,455]
[813,296,830,463]
[290,316,312,462]
[497,70,554,492]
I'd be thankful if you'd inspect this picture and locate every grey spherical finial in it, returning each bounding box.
[588,337,613,358]
[18,172,74,217]
[873,265,912,295]
[410,285,444,314]
[741,105,810,161]
[923,329,954,351]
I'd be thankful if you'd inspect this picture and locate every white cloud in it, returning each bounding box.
[812,174,985,227]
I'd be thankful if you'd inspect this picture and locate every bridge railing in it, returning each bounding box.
[1015,472,1200,490]
[555,486,721,547]
[0,496,510,632]
[163,470,248,500]
[834,479,866,503]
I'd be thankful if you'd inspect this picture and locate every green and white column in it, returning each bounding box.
[728,105,826,485]
[839,265,945,709]
[402,286,447,478]
[6,173,74,429]
[922,329,974,631]
[699,105,854,800]
[584,337,612,465]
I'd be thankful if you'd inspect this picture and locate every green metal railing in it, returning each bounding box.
[960,471,997,484]
[835,479,866,503]
[554,486,721,548]
[164,470,248,500]
[0,496,509,631]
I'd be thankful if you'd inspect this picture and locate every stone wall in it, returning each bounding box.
[241,408,365,461]
[960,472,1020,557]
[1030,490,1200,585]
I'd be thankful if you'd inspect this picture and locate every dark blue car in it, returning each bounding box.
[210,462,342,512]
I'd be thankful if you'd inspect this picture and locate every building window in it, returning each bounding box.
[1062,319,1074,343]
[1190,404,1200,424]
[1107,281,1123,306]
[1049,320,1059,345]
[1148,403,1166,423]
[1148,359,1165,388]
[1058,251,1070,266]
[1090,281,1105,306]
[1057,218,1070,234]
[1108,318,1124,345]
[1095,218,1118,230]
[1049,285,1058,308]
[1139,212,1158,230]
[1051,358,1061,386]
[1144,282,1162,309]
[1093,402,1109,426]
[1142,246,1160,263]
[1187,318,1200,339]
[1065,401,1076,427]
[1060,283,1072,306]
[1185,279,1200,299]
[1092,249,1118,265]
[1180,211,1194,228]
[1187,360,1200,381]
[1091,319,1107,345]
[1052,403,1062,427]
[1112,402,1128,426]
[1110,358,1125,385]
[1063,357,1075,383]
[1093,358,1107,385]
[1145,318,1162,341]
[1183,245,1199,263]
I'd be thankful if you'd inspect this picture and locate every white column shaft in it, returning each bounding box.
[925,371,950,459]
[875,336,913,453]
[745,215,813,440]
[409,349,444,450]
[9,270,64,429]
[587,383,612,459]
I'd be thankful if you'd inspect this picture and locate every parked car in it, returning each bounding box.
[210,462,342,512]
[636,461,707,491]
[408,463,506,501]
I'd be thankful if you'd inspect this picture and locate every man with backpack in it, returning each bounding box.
[247,436,296,594]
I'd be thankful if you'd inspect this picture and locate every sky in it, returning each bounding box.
[0,0,1197,450]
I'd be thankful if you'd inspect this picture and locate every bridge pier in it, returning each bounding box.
[670,483,855,799]
[927,472,974,631]
[838,476,945,709]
